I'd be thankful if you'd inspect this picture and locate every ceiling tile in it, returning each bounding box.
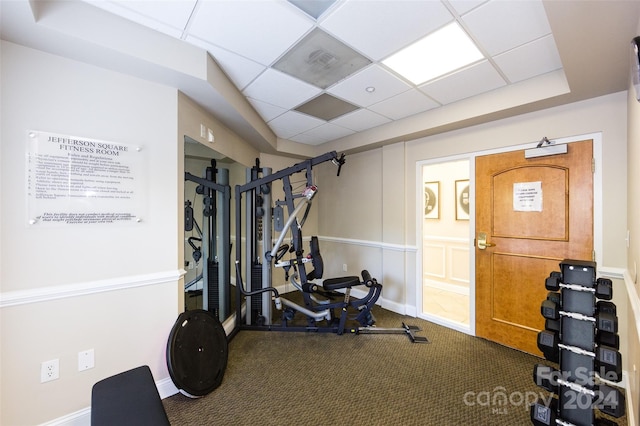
[187,0,314,66]
[448,0,488,16]
[493,35,562,83]
[247,97,287,122]
[462,0,551,56]
[419,60,506,104]
[331,108,391,132]
[295,93,359,121]
[327,65,411,107]
[292,122,355,145]
[368,89,439,120]
[268,110,325,139]
[320,0,453,61]
[243,68,321,110]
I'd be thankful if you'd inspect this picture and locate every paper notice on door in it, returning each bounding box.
[513,181,542,212]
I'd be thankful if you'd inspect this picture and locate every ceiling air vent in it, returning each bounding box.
[274,28,370,89]
[306,49,338,69]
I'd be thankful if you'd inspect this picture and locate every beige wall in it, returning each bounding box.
[626,19,640,423]
[422,160,470,291]
[628,38,640,303]
[0,41,181,424]
[318,92,628,313]
[178,93,259,168]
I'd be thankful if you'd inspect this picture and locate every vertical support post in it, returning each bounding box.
[261,168,272,325]
[217,168,230,321]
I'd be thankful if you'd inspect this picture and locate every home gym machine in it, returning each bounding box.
[183,159,231,320]
[530,259,625,426]
[165,160,231,397]
[233,151,427,343]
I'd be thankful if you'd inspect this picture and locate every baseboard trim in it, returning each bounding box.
[418,312,472,335]
[623,370,636,426]
[0,269,185,308]
[157,376,179,399]
[38,408,90,426]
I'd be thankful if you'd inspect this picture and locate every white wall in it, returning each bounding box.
[0,41,181,425]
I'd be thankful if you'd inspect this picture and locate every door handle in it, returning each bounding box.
[477,232,496,250]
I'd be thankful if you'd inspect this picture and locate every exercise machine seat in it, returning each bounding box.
[322,276,360,291]
[91,365,170,426]
[307,237,360,291]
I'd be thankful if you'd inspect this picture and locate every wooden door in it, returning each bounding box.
[475,140,593,355]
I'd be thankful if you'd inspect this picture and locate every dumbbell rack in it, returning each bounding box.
[530,259,626,426]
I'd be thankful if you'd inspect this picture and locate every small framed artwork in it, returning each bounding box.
[455,179,470,220]
[424,181,439,219]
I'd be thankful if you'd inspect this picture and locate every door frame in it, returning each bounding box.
[416,154,474,335]
[415,132,603,337]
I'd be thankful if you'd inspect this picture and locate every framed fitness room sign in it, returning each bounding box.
[25,130,146,227]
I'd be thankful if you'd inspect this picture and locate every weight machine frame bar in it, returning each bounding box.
[185,171,231,320]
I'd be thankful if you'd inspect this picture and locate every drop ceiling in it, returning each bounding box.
[1,0,639,155]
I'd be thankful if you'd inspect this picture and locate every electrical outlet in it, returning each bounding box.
[78,349,95,371]
[342,263,348,272]
[41,359,59,383]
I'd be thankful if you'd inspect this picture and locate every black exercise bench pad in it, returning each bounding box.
[322,276,360,291]
[91,365,170,426]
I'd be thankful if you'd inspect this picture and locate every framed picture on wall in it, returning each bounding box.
[424,181,439,219]
[455,179,470,220]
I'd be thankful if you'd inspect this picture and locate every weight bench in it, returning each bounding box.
[91,365,170,426]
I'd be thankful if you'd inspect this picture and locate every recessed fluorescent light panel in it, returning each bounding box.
[383,22,484,85]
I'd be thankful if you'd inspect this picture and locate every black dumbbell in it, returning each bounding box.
[530,397,557,426]
[595,277,613,300]
[595,383,625,418]
[596,345,622,382]
[533,364,559,393]
[545,271,562,291]
[547,291,561,305]
[545,318,561,332]
[596,300,616,315]
[541,299,559,320]
[537,330,559,362]
[596,330,620,350]
[597,312,618,333]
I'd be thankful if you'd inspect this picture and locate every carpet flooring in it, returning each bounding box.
[163,298,627,425]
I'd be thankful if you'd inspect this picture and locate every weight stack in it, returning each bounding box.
[250,263,262,324]
[532,259,625,426]
[207,261,219,316]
